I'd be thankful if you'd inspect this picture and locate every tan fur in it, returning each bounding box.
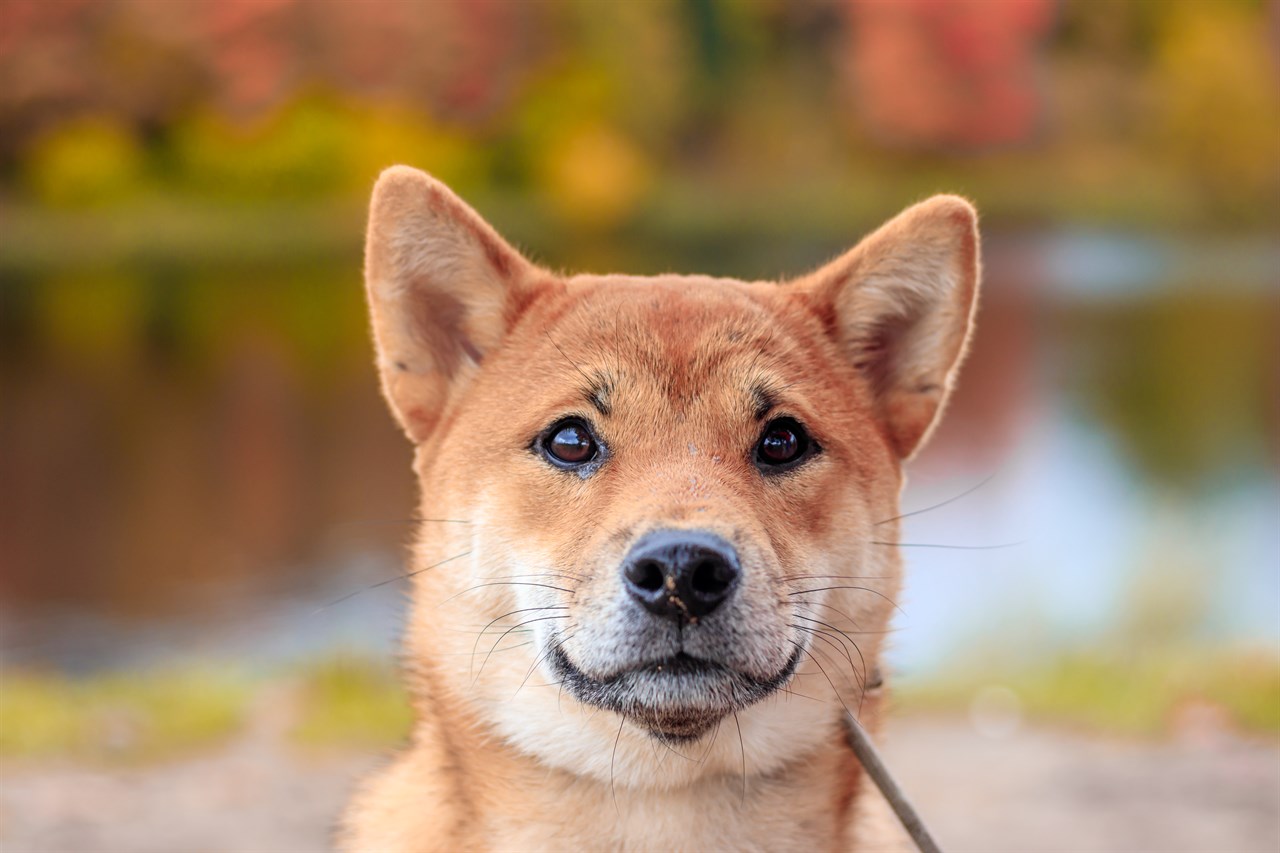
[341,166,980,852]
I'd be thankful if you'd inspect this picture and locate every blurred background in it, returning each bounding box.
[1,1,1277,850]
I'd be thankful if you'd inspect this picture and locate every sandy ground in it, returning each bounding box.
[883,718,1279,853]
[2,711,1277,853]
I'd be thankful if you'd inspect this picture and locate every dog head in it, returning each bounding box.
[363,166,979,784]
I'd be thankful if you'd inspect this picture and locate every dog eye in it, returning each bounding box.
[755,418,812,469]
[542,420,598,467]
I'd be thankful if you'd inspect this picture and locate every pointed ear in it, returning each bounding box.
[796,195,981,459]
[364,166,543,443]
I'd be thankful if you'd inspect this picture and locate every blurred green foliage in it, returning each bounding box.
[292,655,412,749]
[1,0,1276,235]
[1059,291,1276,489]
[1151,2,1280,216]
[25,117,148,208]
[168,97,489,201]
[0,668,249,763]
[0,657,410,763]
[898,649,1280,737]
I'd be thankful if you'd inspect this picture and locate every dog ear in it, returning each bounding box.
[797,195,981,459]
[364,166,542,443]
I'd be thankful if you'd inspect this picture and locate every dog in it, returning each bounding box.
[341,166,980,851]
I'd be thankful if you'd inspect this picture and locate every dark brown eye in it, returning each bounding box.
[756,418,812,469]
[542,420,598,467]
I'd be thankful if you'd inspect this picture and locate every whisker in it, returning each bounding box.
[314,550,471,612]
[474,615,569,684]
[874,471,998,526]
[792,600,898,635]
[697,718,724,766]
[780,573,882,583]
[791,598,862,627]
[610,717,626,816]
[649,729,699,764]
[515,629,577,696]
[794,615,868,690]
[791,640,859,723]
[437,581,575,609]
[477,571,587,584]
[872,540,1025,550]
[790,624,857,675]
[777,683,825,703]
[788,585,905,615]
[433,640,535,657]
[792,625,869,702]
[801,638,847,689]
[732,711,747,808]
[471,606,569,677]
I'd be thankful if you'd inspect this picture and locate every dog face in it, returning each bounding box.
[363,167,978,783]
[472,280,915,743]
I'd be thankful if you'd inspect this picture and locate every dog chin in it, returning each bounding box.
[549,645,803,741]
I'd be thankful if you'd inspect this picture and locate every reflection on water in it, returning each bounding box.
[897,234,1278,671]
[1,233,1276,672]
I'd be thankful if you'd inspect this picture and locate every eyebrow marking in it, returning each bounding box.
[544,330,612,417]
[751,384,778,421]
[584,372,614,417]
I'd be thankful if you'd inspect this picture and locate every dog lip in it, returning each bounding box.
[640,652,724,677]
[547,643,804,737]
[613,652,726,680]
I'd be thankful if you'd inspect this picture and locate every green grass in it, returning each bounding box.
[0,656,414,763]
[4,647,1273,766]
[0,667,250,763]
[291,655,412,750]
[897,648,1280,737]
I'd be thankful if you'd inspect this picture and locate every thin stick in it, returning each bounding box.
[843,711,942,853]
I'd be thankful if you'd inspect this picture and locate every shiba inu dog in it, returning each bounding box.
[341,166,980,851]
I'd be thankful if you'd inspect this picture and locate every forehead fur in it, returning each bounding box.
[511,274,858,407]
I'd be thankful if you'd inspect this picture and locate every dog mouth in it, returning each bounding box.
[548,645,804,740]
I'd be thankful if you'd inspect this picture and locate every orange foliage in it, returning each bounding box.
[844,0,1056,148]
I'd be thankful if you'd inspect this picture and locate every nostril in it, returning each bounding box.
[625,558,665,593]
[689,557,734,598]
[622,531,740,621]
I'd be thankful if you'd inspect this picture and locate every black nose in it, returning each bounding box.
[621,530,740,622]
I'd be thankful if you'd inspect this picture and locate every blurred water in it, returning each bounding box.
[894,406,1280,673]
[892,232,1279,672]
[1,232,1276,674]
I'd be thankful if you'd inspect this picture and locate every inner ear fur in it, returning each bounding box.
[797,195,981,459]
[364,166,545,443]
